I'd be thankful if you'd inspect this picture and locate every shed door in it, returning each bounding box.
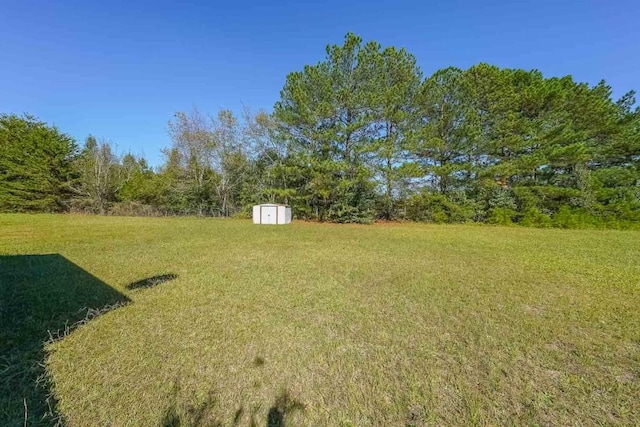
[261,206,274,224]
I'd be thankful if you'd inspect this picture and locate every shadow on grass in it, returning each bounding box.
[267,390,306,427]
[160,384,305,427]
[161,383,224,427]
[0,254,130,426]
[127,274,178,290]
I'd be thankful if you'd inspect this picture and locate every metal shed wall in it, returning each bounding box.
[252,204,291,225]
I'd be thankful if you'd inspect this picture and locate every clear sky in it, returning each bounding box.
[1,0,638,166]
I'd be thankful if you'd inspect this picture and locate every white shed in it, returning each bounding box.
[252,204,292,225]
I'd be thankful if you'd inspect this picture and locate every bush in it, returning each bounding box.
[231,208,252,219]
[473,180,518,222]
[519,208,552,228]
[326,202,373,224]
[108,201,163,217]
[487,207,517,225]
[401,192,475,223]
[68,197,100,214]
[551,206,609,229]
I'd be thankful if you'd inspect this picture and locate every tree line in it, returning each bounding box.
[1,33,639,227]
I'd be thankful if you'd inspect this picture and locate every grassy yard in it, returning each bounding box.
[1,214,639,426]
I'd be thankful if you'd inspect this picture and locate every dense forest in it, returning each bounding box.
[1,34,639,227]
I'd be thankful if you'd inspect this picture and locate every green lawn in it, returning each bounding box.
[1,214,639,426]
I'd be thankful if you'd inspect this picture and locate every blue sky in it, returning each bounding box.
[1,0,638,166]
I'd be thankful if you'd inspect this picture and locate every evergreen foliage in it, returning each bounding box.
[1,34,638,227]
[0,114,77,212]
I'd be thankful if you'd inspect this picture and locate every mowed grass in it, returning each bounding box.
[1,214,639,426]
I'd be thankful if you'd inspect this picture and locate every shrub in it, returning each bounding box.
[231,208,252,219]
[326,202,373,224]
[487,207,517,226]
[519,208,552,228]
[401,192,474,223]
[109,201,163,217]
